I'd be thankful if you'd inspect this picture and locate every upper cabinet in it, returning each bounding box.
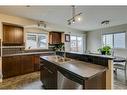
[3,24,24,46]
[49,32,62,44]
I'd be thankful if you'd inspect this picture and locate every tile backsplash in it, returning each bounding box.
[2,46,25,55]
[2,46,53,55]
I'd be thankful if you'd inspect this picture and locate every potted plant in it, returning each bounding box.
[53,43,65,51]
[98,46,111,55]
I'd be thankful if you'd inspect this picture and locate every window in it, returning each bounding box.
[102,32,125,48]
[103,34,113,48]
[26,32,48,49]
[114,33,125,48]
[70,35,83,52]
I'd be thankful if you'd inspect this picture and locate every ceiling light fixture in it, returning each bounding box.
[101,20,110,25]
[38,21,47,28]
[101,20,110,29]
[100,20,110,46]
[101,20,110,32]
[67,6,82,25]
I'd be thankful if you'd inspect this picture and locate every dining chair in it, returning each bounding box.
[113,58,127,83]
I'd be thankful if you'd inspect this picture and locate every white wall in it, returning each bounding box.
[87,23,127,57]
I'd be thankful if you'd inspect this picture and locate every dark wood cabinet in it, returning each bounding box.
[2,53,53,79]
[40,59,57,89]
[33,55,40,71]
[21,55,34,74]
[49,32,62,44]
[14,27,24,44]
[3,24,24,45]
[2,56,21,78]
[2,55,34,79]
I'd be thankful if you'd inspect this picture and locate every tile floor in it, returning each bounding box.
[113,69,127,89]
[0,70,127,89]
[0,72,42,89]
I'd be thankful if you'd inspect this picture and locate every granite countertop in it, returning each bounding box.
[2,51,55,57]
[58,51,114,59]
[40,55,107,80]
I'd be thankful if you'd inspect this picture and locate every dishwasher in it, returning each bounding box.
[57,68,83,89]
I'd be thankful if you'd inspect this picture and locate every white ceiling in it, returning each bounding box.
[0,6,127,31]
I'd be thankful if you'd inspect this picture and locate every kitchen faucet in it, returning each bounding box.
[63,48,66,60]
[63,51,66,58]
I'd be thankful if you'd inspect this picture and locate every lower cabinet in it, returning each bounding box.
[2,53,53,79]
[2,54,41,79]
[21,55,34,74]
[34,55,40,71]
[40,60,57,89]
[2,56,21,78]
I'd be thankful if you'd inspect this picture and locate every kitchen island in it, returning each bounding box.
[40,53,113,89]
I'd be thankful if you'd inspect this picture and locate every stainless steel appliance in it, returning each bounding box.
[57,69,82,89]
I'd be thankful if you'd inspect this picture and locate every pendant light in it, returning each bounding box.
[100,20,110,46]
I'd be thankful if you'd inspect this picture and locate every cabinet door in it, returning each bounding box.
[34,55,40,71]
[3,24,24,45]
[2,56,21,78]
[52,32,61,44]
[41,65,57,89]
[40,60,57,89]
[3,25,15,44]
[21,55,34,74]
[49,32,61,44]
[40,65,48,88]
[14,26,24,44]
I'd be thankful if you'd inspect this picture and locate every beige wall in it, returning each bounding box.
[86,23,127,57]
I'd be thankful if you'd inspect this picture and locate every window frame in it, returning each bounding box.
[25,32,48,50]
[70,35,84,53]
[102,32,126,49]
